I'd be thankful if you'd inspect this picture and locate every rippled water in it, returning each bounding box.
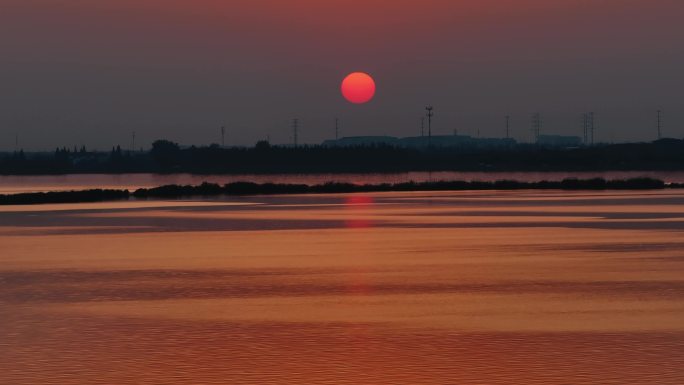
[1,190,684,384]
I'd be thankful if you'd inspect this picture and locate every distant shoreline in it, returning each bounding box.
[3,139,684,175]
[0,178,680,206]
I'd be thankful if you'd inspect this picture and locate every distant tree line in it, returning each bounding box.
[2,138,684,175]
[2,178,680,205]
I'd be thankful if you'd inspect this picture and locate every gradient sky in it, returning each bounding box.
[1,0,683,150]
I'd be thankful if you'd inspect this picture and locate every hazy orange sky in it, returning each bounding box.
[1,0,682,149]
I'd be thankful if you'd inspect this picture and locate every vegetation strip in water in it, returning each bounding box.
[1,178,681,206]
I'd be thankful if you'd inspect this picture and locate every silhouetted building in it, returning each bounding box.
[322,136,398,147]
[537,135,582,148]
[323,135,516,149]
[399,135,517,148]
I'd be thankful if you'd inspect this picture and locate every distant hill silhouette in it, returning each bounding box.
[2,138,684,175]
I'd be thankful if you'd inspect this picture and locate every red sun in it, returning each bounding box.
[341,72,376,104]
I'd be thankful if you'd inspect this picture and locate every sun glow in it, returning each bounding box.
[341,72,376,104]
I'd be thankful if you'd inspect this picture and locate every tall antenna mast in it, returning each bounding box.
[131,132,136,152]
[425,106,434,144]
[657,110,662,140]
[292,118,299,148]
[582,113,588,145]
[221,126,226,147]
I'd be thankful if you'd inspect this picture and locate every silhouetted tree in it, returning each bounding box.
[255,140,271,150]
[3,138,684,175]
[150,140,181,170]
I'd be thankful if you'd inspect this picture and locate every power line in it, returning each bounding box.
[335,118,339,140]
[531,113,541,143]
[581,112,595,145]
[589,112,595,145]
[292,118,299,147]
[505,115,510,139]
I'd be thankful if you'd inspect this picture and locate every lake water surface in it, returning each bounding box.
[1,190,684,384]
